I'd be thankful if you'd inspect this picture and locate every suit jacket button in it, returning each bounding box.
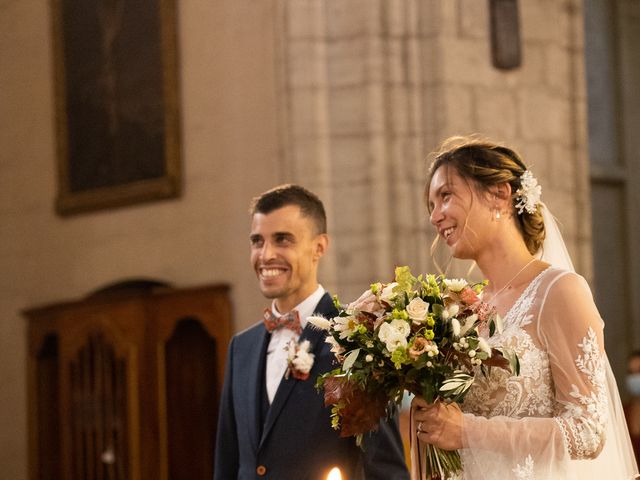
[256,465,267,476]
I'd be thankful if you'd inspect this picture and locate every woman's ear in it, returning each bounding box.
[491,182,512,201]
[487,182,513,217]
[489,182,512,207]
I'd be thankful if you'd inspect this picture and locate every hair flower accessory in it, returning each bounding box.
[285,339,315,380]
[515,170,542,215]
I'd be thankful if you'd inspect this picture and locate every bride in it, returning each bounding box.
[411,136,639,479]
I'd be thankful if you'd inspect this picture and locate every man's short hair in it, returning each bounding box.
[250,184,327,234]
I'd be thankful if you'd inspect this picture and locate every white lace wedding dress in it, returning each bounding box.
[458,266,639,479]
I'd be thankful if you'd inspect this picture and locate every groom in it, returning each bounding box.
[214,184,408,479]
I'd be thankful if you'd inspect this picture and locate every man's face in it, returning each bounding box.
[250,205,327,312]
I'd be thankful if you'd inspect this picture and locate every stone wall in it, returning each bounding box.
[278,0,591,301]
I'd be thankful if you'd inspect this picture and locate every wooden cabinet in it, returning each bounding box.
[25,283,232,480]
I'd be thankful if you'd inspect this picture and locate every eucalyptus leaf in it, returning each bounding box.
[343,348,361,371]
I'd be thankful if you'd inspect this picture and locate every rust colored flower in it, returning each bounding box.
[409,337,430,360]
[323,377,388,437]
[356,311,379,331]
[290,369,310,380]
[472,300,497,323]
[460,286,479,305]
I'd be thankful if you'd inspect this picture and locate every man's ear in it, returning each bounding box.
[313,234,329,260]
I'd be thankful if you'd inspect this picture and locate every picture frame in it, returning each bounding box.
[51,0,181,216]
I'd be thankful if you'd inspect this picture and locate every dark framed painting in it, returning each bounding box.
[51,0,181,216]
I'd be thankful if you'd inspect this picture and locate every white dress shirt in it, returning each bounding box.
[265,285,325,403]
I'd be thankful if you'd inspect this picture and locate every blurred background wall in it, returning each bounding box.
[1,0,638,478]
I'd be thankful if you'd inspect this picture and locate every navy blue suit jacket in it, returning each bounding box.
[214,293,409,480]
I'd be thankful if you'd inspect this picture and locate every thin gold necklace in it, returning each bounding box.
[487,258,536,304]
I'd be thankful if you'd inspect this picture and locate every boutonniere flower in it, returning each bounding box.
[285,339,315,380]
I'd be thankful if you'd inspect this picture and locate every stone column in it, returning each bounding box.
[275,0,433,299]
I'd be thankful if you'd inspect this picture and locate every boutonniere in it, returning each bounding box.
[285,339,315,380]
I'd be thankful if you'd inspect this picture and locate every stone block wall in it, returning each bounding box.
[277,0,591,300]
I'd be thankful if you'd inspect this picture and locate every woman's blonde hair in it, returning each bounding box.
[426,136,545,255]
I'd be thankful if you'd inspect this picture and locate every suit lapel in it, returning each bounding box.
[312,292,339,319]
[246,328,270,451]
[259,293,337,447]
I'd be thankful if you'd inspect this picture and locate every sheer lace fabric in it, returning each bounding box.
[457,267,639,479]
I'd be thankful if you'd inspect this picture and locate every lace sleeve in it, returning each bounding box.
[459,272,609,478]
[539,273,607,459]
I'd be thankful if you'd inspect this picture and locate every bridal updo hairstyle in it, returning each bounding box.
[426,136,546,255]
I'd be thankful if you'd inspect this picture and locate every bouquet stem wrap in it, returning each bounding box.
[410,406,462,480]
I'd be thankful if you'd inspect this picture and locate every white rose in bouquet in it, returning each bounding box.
[406,297,430,324]
[378,320,409,352]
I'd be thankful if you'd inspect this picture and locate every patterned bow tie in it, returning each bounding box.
[263,308,302,334]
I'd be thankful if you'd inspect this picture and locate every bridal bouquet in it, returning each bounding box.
[311,266,519,479]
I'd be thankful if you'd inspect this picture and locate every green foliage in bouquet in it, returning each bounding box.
[312,266,519,476]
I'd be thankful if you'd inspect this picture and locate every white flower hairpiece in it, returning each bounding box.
[515,170,542,215]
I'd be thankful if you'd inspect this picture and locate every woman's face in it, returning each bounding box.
[428,165,493,260]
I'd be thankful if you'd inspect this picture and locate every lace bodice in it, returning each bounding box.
[458,268,613,479]
[463,269,555,419]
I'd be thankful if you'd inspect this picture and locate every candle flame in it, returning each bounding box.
[327,467,342,480]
